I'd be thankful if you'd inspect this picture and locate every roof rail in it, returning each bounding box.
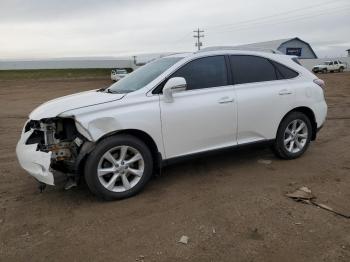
[196,46,283,54]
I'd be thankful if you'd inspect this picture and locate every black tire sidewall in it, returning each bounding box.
[274,112,312,159]
[84,135,153,200]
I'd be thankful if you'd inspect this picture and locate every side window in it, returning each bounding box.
[329,62,333,65]
[334,61,338,65]
[171,56,228,90]
[272,61,299,79]
[229,55,277,84]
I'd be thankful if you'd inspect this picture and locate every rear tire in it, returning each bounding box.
[84,135,153,200]
[273,112,312,160]
[339,67,344,73]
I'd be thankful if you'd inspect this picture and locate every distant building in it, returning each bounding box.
[234,37,318,59]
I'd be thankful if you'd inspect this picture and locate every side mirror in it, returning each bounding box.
[163,77,187,103]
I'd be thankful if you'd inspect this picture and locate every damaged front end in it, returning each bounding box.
[16,118,89,186]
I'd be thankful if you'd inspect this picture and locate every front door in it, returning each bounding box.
[159,56,237,159]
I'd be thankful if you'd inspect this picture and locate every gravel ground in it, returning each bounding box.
[0,73,349,262]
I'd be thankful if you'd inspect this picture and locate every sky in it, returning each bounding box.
[0,0,349,59]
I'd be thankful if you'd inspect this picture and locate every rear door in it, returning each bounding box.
[159,56,237,159]
[229,55,298,144]
[328,61,334,71]
[333,61,339,71]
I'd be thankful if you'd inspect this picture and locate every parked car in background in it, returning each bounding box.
[17,50,327,200]
[111,68,128,81]
[312,60,347,73]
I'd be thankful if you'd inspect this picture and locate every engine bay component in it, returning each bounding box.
[18,118,87,185]
[49,142,73,161]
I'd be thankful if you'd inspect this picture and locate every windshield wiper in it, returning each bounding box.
[97,86,130,94]
[97,87,116,93]
[97,87,107,92]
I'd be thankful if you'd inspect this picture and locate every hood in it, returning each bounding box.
[30,90,125,120]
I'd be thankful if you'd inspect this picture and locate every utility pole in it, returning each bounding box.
[193,28,204,51]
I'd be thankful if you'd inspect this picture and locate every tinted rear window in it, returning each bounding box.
[272,61,299,79]
[229,55,277,84]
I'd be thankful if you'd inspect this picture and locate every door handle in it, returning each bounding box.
[279,89,292,95]
[218,97,234,104]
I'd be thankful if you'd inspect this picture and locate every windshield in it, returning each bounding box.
[116,70,127,74]
[108,57,182,93]
[324,61,331,65]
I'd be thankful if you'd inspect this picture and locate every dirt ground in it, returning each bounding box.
[0,73,349,262]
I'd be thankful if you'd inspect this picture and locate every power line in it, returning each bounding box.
[193,28,204,50]
[164,0,349,50]
[204,0,348,31]
[207,5,350,36]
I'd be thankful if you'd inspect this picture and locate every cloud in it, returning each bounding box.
[0,0,349,58]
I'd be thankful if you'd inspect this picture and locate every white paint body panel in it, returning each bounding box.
[235,79,296,143]
[16,129,54,185]
[63,93,165,156]
[30,90,125,120]
[160,85,237,158]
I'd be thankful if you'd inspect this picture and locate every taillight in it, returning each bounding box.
[313,78,325,89]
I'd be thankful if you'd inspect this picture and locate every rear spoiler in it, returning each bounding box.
[291,57,301,65]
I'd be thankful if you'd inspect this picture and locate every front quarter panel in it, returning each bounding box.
[64,94,165,157]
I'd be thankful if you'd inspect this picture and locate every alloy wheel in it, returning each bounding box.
[283,119,308,154]
[97,146,144,192]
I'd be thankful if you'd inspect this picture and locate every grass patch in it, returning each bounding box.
[0,68,113,80]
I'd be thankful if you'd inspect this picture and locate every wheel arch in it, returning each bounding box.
[279,107,317,140]
[76,128,162,178]
[99,129,162,171]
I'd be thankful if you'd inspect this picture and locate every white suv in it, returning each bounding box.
[16,50,327,200]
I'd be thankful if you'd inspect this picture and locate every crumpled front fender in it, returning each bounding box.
[87,117,122,141]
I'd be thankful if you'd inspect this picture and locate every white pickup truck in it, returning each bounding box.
[312,60,347,74]
[111,68,129,81]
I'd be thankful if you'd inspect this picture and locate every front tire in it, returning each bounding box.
[273,112,312,159]
[84,135,153,200]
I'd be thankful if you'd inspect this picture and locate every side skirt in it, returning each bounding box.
[161,139,274,167]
